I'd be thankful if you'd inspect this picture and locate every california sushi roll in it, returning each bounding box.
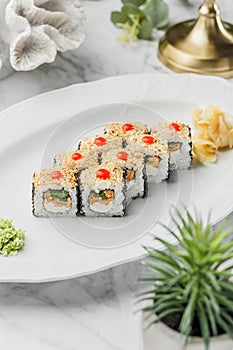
[127,134,169,183]
[32,168,78,217]
[54,150,98,170]
[151,122,192,170]
[78,166,126,217]
[104,122,148,140]
[101,148,147,203]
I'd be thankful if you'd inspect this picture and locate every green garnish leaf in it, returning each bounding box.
[50,190,69,201]
[143,0,169,29]
[138,17,153,39]
[111,0,194,41]
[111,11,129,25]
[122,3,144,15]
[0,218,25,256]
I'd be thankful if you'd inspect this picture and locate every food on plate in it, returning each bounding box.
[0,218,25,256]
[192,105,233,163]
[150,122,192,170]
[127,134,169,183]
[104,122,148,138]
[32,168,78,217]
[78,166,127,217]
[54,150,99,169]
[32,120,192,217]
[78,135,123,154]
[101,147,147,202]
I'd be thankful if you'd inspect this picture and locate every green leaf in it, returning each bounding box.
[221,310,233,329]
[210,218,230,243]
[217,240,233,254]
[142,260,177,278]
[122,3,143,15]
[206,271,221,291]
[138,17,153,39]
[183,278,197,299]
[214,252,233,269]
[179,286,198,335]
[198,302,210,350]
[159,222,180,242]
[143,0,169,29]
[153,299,184,314]
[111,11,129,25]
[144,247,184,272]
[209,228,233,251]
[200,282,220,315]
[215,294,233,312]
[204,223,211,244]
[135,288,155,297]
[219,280,233,293]
[122,0,146,6]
[203,297,218,336]
[154,307,184,322]
[216,316,233,338]
[154,237,194,268]
[138,17,154,39]
[163,272,190,291]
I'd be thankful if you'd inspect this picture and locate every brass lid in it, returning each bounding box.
[158,0,233,78]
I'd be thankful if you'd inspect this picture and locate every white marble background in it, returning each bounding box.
[0,0,233,349]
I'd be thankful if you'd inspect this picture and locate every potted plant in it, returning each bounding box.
[139,209,233,349]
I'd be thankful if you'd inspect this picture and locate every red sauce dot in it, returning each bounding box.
[142,136,155,144]
[96,169,110,180]
[122,123,134,132]
[117,151,128,161]
[72,152,82,161]
[169,122,181,132]
[94,137,107,146]
[51,171,63,180]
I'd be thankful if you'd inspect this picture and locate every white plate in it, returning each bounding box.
[0,73,233,282]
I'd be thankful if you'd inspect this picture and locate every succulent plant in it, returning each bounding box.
[110,0,193,42]
[140,209,233,349]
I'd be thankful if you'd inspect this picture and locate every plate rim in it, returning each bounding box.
[1,72,233,283]
[0,72,231,121]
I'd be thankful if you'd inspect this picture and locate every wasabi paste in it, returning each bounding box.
[0,218,25,256]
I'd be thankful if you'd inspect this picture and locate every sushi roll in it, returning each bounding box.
[78,135,124,159]
[78,165,127,217]
[32,168,78,217]
[127,134,169,183]
[101,148,147,203]
[54,150,98,170]
[151,122,192,170]
[104,122,148,140]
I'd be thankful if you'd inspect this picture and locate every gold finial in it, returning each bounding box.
[158,0,233,78]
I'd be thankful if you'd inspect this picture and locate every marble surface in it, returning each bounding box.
[0,0,233,349]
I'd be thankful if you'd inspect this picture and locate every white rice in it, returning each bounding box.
[33,184,78,217]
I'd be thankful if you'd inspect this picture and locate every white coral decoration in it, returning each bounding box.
[3,0,85,71]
